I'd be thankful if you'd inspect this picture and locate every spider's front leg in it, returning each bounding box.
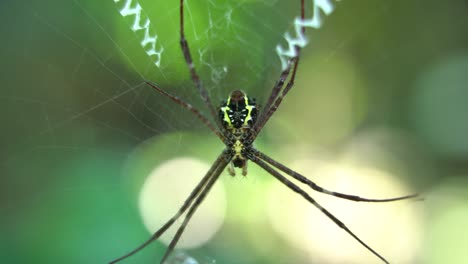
[229,156,249,177]
[242,161,248,176]
[227,163,236,177]
[226,161,248,177]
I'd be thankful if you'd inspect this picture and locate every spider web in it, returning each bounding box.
[1,0,332,262]
[2,0,463,263]
[0,0,353,163]
[28,0,305,142]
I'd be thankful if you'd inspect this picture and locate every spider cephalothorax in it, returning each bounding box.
[219,90,258,174]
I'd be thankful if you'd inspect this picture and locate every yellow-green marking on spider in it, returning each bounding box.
[218,90,258,173]
[219,90,257,132]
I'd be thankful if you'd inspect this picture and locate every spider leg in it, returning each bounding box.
[145,81,226,143]
[109,152,229,264]
[253,149,420,202]
[160,152,232,264]
[253,58,294,135]
[253,0,306,137]
[242,161,248,176]
[227,162,235,177]
[179,0,226,134]
[248,153,390,264]
[256,76,295,134]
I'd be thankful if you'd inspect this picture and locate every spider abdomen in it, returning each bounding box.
[219,90,257,131]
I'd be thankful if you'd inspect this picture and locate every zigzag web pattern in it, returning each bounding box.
[276,0,337,70]
[113,0,164,68]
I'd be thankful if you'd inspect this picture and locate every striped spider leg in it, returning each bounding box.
[110,152,232,264]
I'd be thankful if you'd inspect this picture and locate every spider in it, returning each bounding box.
[110,0,419,263]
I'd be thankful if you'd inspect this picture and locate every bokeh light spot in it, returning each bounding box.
[266,51,368,146]
[267,158,422,263]
[411,54,468,157]
[139,157,226,249]
[425,177,468,264]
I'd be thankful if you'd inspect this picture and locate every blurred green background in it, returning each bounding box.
[1,0,468,263]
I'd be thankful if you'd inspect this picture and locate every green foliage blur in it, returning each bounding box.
[1,0,468,263]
